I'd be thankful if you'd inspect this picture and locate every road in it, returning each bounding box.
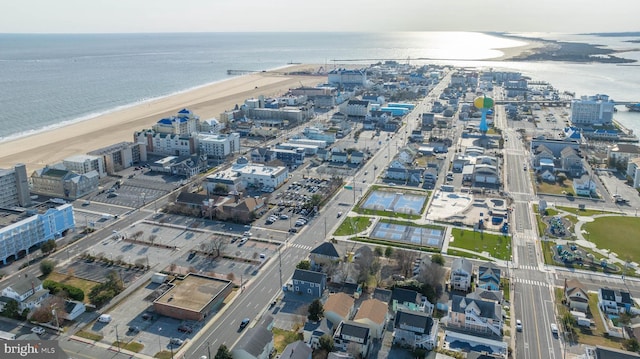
[496,94,563,359]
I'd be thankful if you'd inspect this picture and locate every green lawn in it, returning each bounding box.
[556,206,612,216]
[273,328,303,353]
[446,249,491,261]
[334,216,372,236]
[449,228,512,260]
[537,180,575,195]
[583,216,640,263]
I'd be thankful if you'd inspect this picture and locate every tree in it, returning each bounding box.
[214,344,232,359]
[318,334,334,352]
[40,260,56,276]
[431,253,445,266]
[393,249,418,278]
[41,239,57,254]
[384,246,393,259]
[308,299,324,322]
[296,260,311,270]
[623,338,639,353]
[418,261,446,301]
[374,246,384,257]
[0,299,20,319]
[213,184,229,195]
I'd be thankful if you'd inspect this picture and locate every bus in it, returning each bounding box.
[0,330,16,340]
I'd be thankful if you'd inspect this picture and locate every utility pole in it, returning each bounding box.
[207,342,212,359]
[115,324,120,352]
[278,245,283,290]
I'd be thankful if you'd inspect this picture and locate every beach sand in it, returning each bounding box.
[492,38,549,61]
[0,65,325,171]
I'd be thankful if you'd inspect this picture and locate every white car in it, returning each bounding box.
[551,323,559,335]
[516,319,522,332]
[31,326,46,335]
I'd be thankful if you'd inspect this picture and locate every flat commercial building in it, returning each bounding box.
[197,132,240,159]
[88,142,147,174]
[153,273,232,321]
[63,154,106,178]
[571,94,615,126]
[205,159,288,193]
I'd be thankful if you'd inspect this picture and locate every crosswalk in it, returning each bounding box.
[289,243,313,251]
[517,265,539,271]
[513,277,551,288]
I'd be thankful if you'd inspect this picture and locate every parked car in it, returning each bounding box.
[178,325,193,333]
[550,323,559,335]
[516,319,522,332]
[98,314,112,323]
[170,338,184,346]
[31,326,45,335]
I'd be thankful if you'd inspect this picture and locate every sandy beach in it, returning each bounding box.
[492,38,549,61]
[0,65,325,172]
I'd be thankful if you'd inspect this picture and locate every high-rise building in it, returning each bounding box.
[571,94,615,126]
[0,164,31,208]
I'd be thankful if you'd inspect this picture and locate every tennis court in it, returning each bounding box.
[371,221,444,249]
[362,190,426,215]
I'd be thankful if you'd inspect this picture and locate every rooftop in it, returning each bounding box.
[154,274,231,312]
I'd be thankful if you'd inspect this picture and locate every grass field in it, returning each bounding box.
[446,249,491,261]
[45,271,101,304]
[537,180,575,196]
[583,216,640,263]
[449,228,512,260]
[334,216,372,236]
[273,327,303,353]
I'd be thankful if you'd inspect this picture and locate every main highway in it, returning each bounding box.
[495,93,563,359]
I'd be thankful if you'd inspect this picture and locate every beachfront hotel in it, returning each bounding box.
[570,94,615,126]
[87,141,147,175]
[63,154,107,178]
[0,202,75,265]
[0,164,31,208]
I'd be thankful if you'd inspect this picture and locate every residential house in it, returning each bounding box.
[450,258,473,292]
[564,279,589,313]
[309,242,340,270]
[466,288,503,305]
[372,288,392,305]
[573,175,596,196]
[532,144,555,169]
[290,269,327,297]
[62,300,86,321]
[280,341,312,359]
[331,151,349,164]
[350,151,365,165]
[593,345,640,359]
[324,293,355,330]
[391,287,434,314]
[0,274,49,311]
[231,325,274,359]
[353,299,388,339]
[316,148,330,162]
[333,320,371,358]
[598,288,633,314]
[303,317,332,349]
[393,309,439,350]
[477,262,501,291]
[448,295,502,337]
[250,147,274,163]
[560,147,584,178]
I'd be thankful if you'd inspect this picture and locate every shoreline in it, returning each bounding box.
[0,65,325,172]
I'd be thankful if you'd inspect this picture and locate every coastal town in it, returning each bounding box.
[2,61,640,359]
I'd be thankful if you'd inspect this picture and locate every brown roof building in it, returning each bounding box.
[353,299,388,339]
[153,273,232,321]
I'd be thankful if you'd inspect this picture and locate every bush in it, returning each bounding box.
[43,280,85,301]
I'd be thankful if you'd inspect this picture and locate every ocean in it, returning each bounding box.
[1,31,639,142]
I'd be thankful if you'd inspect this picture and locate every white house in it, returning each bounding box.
[393,309,439,350]
[572,175,596,196]
[450,258,473,292]
[0,275,49,311]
